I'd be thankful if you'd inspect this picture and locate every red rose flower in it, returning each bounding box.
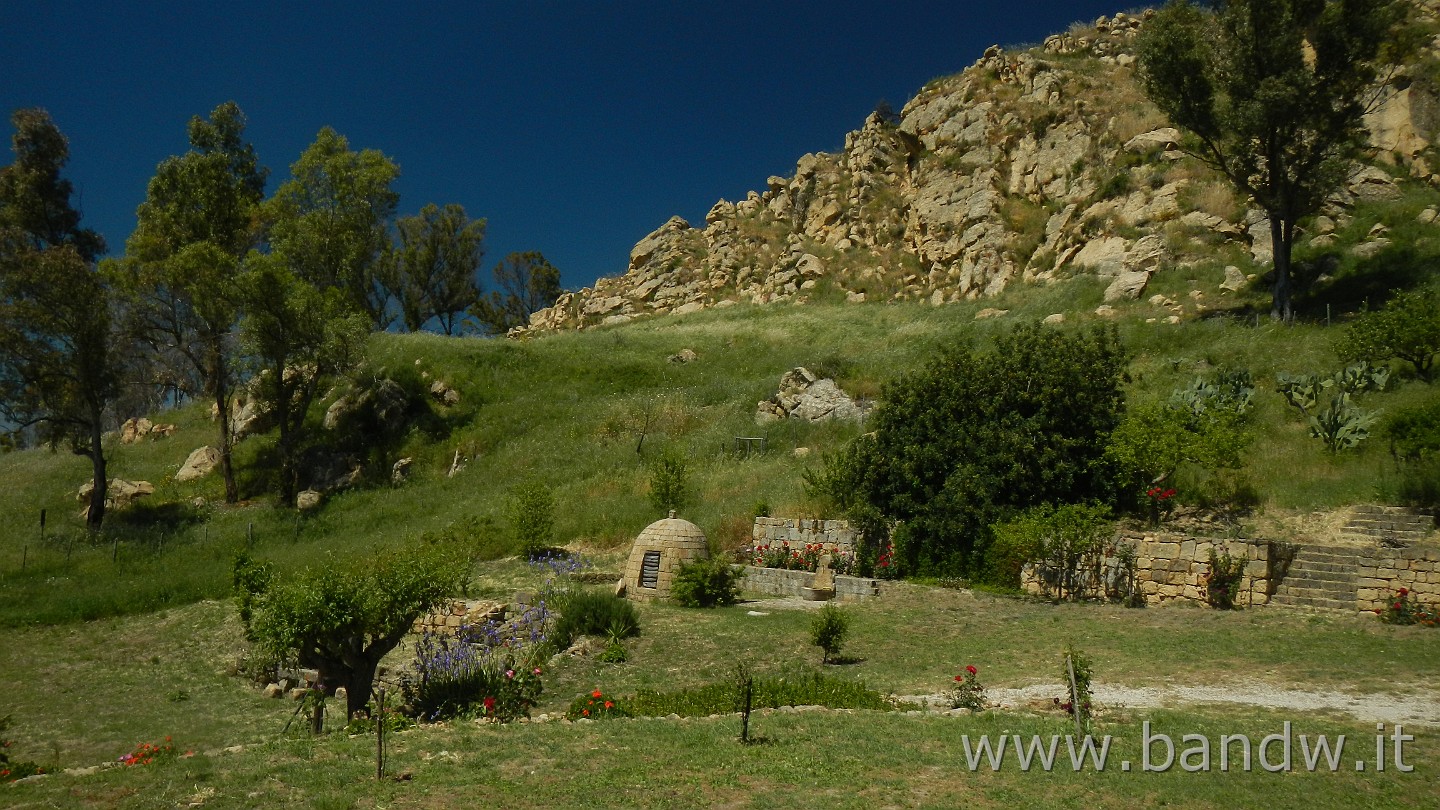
[592,689,603,699]
[1398,588,1409,597]
[966,665,978,676]
[483,696,496,713]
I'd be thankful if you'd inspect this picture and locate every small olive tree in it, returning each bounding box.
[250,539,468,719]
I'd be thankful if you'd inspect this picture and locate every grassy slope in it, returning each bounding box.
[0,255,1435,627]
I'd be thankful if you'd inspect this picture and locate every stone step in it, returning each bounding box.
[1274,582,1357,600]
[1267,593,1356,612]
[1342,524,1433,537]
[1346,514,1435,526]
[1287,560,1359,575]
[1349,505,1436,517]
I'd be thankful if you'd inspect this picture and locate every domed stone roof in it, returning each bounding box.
[623,510,710,601]
[633,512,708,549]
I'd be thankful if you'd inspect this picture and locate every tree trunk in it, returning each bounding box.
[85,420,107,531]
[1269,214,1294,323]
[344,658,380,719]
[214,363,238,504]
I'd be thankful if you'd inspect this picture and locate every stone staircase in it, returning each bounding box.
[1340,505,1436,547]
[1268,544,1362,612]
[1267,506,1436,614]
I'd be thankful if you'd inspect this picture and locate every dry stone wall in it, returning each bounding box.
[1021,533,1275,607]
[1359,546,1440,612]
[740,566,879,601]
[752,516,858,552]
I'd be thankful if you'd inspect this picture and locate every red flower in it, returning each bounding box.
[1395,603,1403,610]
[954,675,964,682]
[966,665,978,676]
[1398,588,1409,597]
[483,696,496,713]
[604,701,614,709]
[592,689,603,699]
[582,709,590,717]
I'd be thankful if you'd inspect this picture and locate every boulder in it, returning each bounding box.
[296,490,322,511]
[391,457,414,485]
[1103,235,1167,302]
[1069,236,1130,276]
[1219,265,1248,292]
[429,380,460,407]
[177,446,221,483]
[668,348,699,364]
[756,368,870,424]
[1123,127,1182,153]
[76,478,155,519]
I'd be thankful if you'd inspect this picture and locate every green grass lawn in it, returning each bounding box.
[3,557,1437,808]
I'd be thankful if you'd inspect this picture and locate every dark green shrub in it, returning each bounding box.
[507,480,555,558]
[810,603,850,665]
[551,589,639,650]
[806,322,1127,577]
[1337,286,1440,381]
[671,556,744,608]
[647,449,690,515]
[1385,400,1440,462]
[231,550,274,642]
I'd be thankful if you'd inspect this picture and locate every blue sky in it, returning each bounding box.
[2,1,1128,292]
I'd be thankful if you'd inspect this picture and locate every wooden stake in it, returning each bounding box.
[1066,654,1083,736]
[376,687,386,780]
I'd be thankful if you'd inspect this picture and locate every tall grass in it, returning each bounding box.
[0,292,1426,626]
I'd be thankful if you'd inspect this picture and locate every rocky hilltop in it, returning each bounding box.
[518,4,1440,335]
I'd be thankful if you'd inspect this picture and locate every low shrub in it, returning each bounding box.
[507,480,555,558]
[567,688,630,720]
[672,556,744,607]
[810,603,850,665]
[404,639,544,722]
[0,715,46,782]
[749,542,856,575]
[551,589,640,650]
[947,665,988,711]
[1204,548,1247,609]
[1376,587,1439,626]
[613,669,892,718]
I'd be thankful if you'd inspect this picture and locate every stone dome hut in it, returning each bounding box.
[622,511,709,602]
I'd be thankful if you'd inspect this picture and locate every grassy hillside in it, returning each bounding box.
[0,252,1433,627]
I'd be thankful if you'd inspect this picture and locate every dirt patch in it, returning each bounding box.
[902,682,1440,727]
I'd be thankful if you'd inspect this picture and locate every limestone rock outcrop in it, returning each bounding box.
[511,3,1440,336]
[756,368,871,424]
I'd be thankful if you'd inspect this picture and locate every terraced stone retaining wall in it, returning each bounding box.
[740,565,879,601]
[1020,534,1276,607]
[1358,546,1440,612]
[751,517,857,551]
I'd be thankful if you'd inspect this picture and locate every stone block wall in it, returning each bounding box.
[1358,546,1440,612]
[740,565,879,601]
[752,517,857,551]
[1021,534,1274,607]
[412,599,507,634]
